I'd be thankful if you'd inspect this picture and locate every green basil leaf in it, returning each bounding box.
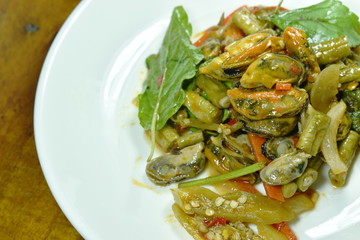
[138,6,204,130]
[270,0,360,47]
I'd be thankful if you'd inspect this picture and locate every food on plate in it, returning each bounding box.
[137,0,360,239]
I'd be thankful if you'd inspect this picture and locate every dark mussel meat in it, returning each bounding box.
[235,113,299,137]
[146,142,206,185]
[240,53,306,89]
[227,87,308,120]
[261,136,298,160]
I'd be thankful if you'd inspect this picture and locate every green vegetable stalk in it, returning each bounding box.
[296,168,318,192]
[176,130,204,149]
[232,7,266,35]
[171,204,205,240]
[329,130,360,187]
[183,90,222,124]
[154,125,179,152]
[339,64,360,84]
[281,182,298,199]
[342,87,360,133]
[296,154,324,192]
[296,104,330,156]
[172,186,295,224]
[195,74,230,109]
[310,36,351,65]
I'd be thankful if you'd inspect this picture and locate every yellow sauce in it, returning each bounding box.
[131,178,160,194]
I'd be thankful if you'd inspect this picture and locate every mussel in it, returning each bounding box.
[261,136,298,160]
[146,142,206,185]
[283,27,320,82]
[237,115,299,137]
[205,134,258,183]
[200,37,222,59]
[227,86,308,120]
[240,53,306,89]
[222,134,255,163]
[205,142,245,174]
[223,32,285,68]
[260,150,311,185]
[199,52,240,81]
[199,32,284,81]
[205,134,256,174]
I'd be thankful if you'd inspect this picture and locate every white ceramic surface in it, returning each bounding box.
[34,0,360,239]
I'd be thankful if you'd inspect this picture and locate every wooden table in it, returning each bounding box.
[0,0,83,239]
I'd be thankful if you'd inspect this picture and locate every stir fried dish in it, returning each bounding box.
[137,0,360,239]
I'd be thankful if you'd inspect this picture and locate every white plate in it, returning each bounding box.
[34,0,360,239]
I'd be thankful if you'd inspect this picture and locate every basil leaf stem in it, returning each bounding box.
[178,162,266,188]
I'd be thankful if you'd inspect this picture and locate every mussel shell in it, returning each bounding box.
[146,142,206,185]
[260,150,311,185]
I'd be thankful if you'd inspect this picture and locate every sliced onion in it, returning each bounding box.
[310,64,340,113]
[321,101,347,174]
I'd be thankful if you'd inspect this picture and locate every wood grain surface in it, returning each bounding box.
[0,0,83,239]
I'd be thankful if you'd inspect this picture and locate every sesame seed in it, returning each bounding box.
[205,208,215,216]
[190,200,200,208]
[237,205,245,211]
[199,224,208,233]
[222,229,230,239]
[223,128,231,135]
[215,232,223,240]
[237,195,248,204]
[183,119,190,125]
[253,235,262,240]
[215,197,225,207]
[232,231,241,240]
[246,229,254,238]
[206,231,215,240]
[230,200,239,208]
[184,203,192,211]
[235,222,246,230]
